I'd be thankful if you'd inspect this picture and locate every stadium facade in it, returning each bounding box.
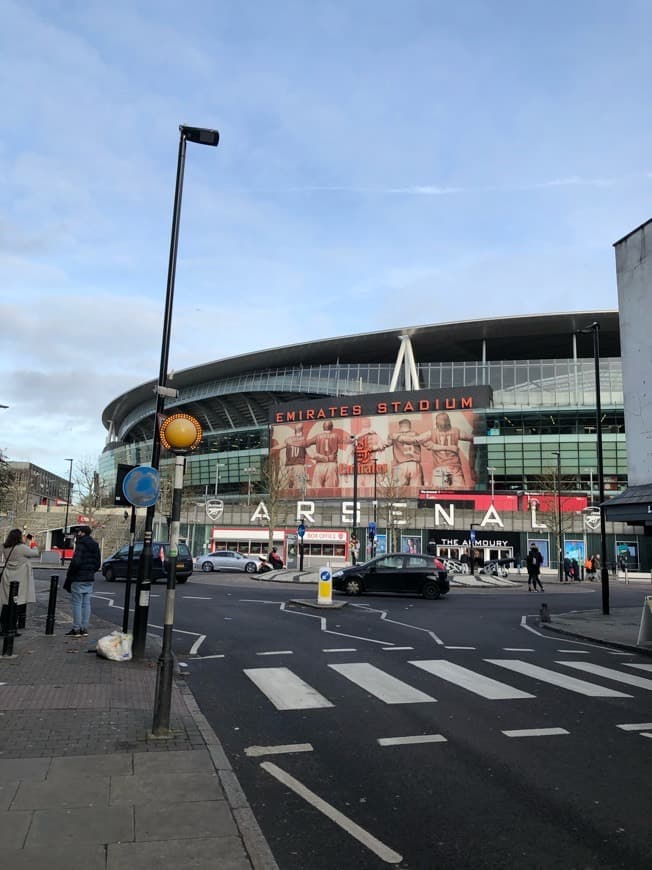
[100,311,650,570]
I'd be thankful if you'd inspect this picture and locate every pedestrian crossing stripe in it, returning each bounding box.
[486,660,631,698]
[555,661,652,691]
[244,658,641,711]
[329,663,436,704]
[410,660,534,700]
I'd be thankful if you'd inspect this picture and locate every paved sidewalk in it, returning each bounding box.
[0,580,278,870]
[542,602,652,655]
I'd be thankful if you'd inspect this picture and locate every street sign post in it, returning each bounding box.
[298,523,306,571]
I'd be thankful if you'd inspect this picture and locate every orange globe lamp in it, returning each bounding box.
[159,413,202,452]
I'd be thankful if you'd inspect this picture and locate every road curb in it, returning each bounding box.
[288,598,348,609]
[177,681,280,870]
[541,621,652,656]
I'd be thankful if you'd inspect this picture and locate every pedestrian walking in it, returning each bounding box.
[1,529,39,635]
[526,544,544,591]
[64,525,101,638]
[563,557,571,582]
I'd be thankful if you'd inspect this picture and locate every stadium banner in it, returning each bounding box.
[270,388,491,499]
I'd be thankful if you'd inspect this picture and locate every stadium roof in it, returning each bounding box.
[102,310,620,437]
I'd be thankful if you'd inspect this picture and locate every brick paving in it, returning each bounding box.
[0,579,278,869]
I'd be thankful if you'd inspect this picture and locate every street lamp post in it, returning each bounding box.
[578,322,609,615]
[372,457,378,557]
[350,436,359,563]
[552,451,563,584]
[152,413,202,737]
[487,466,496,503]
[583,467,595,506]
[131,124,219,660]
[61,459,73,566]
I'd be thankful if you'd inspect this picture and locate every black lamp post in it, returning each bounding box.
[577,322,609,615]
[132,124,219,660]
[552,450,563,583]
[350,436,359,563]
[61,458,73,565]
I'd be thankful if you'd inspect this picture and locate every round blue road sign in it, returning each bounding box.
[122,466,161,508]
[320,568,331,581]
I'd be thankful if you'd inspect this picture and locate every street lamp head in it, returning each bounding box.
[180,125,219,147]
[577,321,600,335]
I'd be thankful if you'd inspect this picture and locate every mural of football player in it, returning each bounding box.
[385,417,425,488]
[420,411,475,489]
[305,420,342,489]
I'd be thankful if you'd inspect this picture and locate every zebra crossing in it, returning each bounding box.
[242,656,650,710]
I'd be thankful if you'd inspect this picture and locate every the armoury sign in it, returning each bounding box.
[269,387,492,501]
[270,386,493,424]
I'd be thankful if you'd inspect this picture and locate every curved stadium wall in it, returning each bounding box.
[99,311,646,569]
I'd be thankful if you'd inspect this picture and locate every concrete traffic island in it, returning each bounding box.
[287,598,348,610]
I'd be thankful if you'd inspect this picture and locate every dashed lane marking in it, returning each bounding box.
[377,734,447,747]
[182,596,213,600]
[616,722,652,731]
[256,650,294,656]
[260,761,403,865]
[445,646,476,650]
[245,743,313,757]
[503,648,534,652]
[382,646,414,651]
[502,727,569,738]
[556,649,590,654]
[323,648,357,653]
[624,663,652,672]
[189,654,225,660]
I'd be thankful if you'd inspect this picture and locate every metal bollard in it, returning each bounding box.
[45,575,59,635]
[2,580,20,657]
[539,602,551,623]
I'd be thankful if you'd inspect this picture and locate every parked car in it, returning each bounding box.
[332,553,449,599]
[101,542,193,584]
[194,550,260,574]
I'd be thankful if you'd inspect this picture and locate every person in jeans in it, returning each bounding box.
[65,526,101,638]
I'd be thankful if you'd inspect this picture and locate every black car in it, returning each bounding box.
[101,542,193,584]
[332,553,449,599]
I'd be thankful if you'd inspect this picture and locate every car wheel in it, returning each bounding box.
[244,561,257,574]
[345,577,363,595]
[422,580,440,600]
[104,566,115,582]
[201,562,214,573]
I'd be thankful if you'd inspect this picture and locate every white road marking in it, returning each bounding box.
[520,615,626,654]
[503,648,534,652]
[487,659,632,697]
[244,667,334,710]
[329,662,436,704]
[556,649,590,654]
[410,659,534,700]
[240,599,279,604]
[616,722,652,731]
[257,650,294,656]
[351,603,444,645]
[382,646,414,651]
[191,654,225,660]
[182,596,213,600]
[245,743,313,757]
[624,663,652,672]
[260,761,403,865]
[556,661,652,691]
[189,634,206,655]
[323,648,357,653]
[445,646,476,650]
[641,733,652,739]
[606,650,631,656]
[280,602,395,645]
[378,734,447,747]
[502,727,569,738]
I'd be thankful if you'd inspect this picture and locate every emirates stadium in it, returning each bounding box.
[99,310,649,570]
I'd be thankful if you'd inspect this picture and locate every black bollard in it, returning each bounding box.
[2,580,20,657]
[45,574,59,635]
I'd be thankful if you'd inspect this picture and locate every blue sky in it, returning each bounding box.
[1,0,651,478]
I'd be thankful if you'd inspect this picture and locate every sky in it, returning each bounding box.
[2,0,651,479]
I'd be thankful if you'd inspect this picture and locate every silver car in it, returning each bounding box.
[195,549,259,574]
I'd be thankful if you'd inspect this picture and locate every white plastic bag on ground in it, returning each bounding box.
[96,630,132,662]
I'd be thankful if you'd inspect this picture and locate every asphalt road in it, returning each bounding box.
[86,572,652,869]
